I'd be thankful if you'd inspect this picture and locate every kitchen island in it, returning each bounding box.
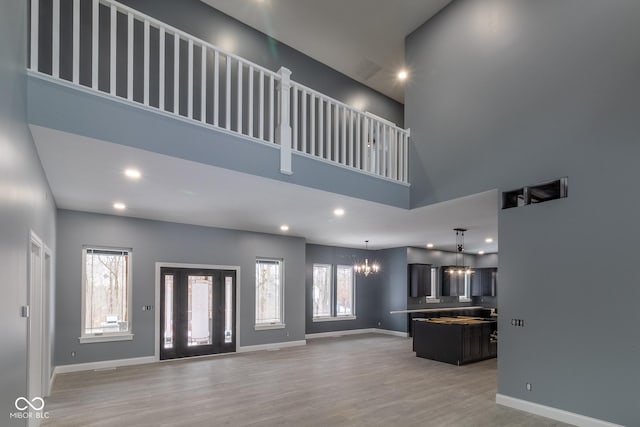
[413,316,497,365]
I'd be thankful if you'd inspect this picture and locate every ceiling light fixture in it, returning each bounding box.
[334,208,345,217]
[280,225,289,231]
[397,70,408,80]
[446,228,474,275]
[113,202,126,210]
[354,240,379,277]
[124,168,141,179]
[426,243,434,248]
[485,237,493,243]
[478,251,485,255]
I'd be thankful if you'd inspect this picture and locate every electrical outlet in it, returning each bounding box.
[71,351,76,357]
[526,382,532,391]
[378,321,381,326]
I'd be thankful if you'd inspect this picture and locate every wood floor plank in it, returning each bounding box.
[42,335,570,427]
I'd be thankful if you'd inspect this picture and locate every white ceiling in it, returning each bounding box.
[200,0,453,103]
[31,125,498,253]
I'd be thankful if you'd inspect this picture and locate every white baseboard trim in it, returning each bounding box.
[306,328,375,339]
[48,371,56,395]
[305,328,409,339]
[496,394,623,427]
[54,356,156,374]
[374,328,410,338]
[238,340,306,353]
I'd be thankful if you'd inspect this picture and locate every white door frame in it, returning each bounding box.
[28,231,44,427]
[42,246,53,396]
[154,262,241,361]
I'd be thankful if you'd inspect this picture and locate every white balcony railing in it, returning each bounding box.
[28,0,410,184]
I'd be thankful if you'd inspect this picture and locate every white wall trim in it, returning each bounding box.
[154,262,241,361]
[374,328,410,338]
[238,340,306,353]
[496,394,624,427]
[305,328,409,339]
[53,356,156,374]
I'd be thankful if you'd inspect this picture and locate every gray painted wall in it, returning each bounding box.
[406,1,640,424]
[0,0,57,424]
[375,247,408,332]
[55,210,305,366]
[305,244,379,334]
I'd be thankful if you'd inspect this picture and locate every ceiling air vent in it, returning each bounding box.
[354,59,382,81]
[502,177,568,210]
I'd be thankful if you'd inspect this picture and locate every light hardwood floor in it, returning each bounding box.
[43,334,569,426]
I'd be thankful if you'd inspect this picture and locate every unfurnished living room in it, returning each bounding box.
[1,0,638,426]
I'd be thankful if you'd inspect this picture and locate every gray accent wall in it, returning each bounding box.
[406,1,640,424]
[305,244,380,334]
[55,210,305,366]
[0,0,57,424]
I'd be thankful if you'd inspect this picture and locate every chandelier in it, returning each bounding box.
[354,240,380,276]
[446,228,474,275]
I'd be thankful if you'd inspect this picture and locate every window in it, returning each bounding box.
[460,273,472,302]
[427,267,438,300]
[312,264,332,318]
[336,265,355,317]
[255,259,284,329]
[313,264,356,321]
[81,247,133,343]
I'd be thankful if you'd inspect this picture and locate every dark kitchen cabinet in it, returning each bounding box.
[408,264,432,298]
[471,268,498,297]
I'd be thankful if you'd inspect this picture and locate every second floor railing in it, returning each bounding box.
[28,0,410,184]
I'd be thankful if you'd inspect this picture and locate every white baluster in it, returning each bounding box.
[201,46,206,123]
[144,20,150,105]
[30,0,39,71]
[127,13,134,101]
[310,94,315,155]
[237,62,243,133]
[52,0,60,78]
[301,90,307,152]
[318,98,324,158]
[213,51,219,125]
[292,85,297,150]
[341,107,347,165]
[187,39,193,118]
[173,34,180,114]
[226,56,231,129]
[269,74,275,143]
[248,67,254,137]
[259,70,264,140]
[326,101,332,160]
[72,0,79,83]
[355,113,361,169]
[349,110,354,167]
[159,28,165,110]
[92,0,99,90]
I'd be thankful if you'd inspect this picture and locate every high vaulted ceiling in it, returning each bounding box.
[31,125,498,253]
[200,0,453,103]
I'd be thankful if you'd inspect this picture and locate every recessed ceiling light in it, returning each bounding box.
[397,70,408,80]
[334,208,345,217]
[113,202,126,210]
[124,168,141,179]
[280,225,289,231]
[478,251,485,255]
[426,243,434,248]
[485,238,494,243]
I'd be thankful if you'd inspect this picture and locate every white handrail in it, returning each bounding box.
[28,0,409,184]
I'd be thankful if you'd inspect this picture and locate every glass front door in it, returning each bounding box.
[160,268,236,359]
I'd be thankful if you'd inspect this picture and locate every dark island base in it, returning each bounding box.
[413,317,497,366]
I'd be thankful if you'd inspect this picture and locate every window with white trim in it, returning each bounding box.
[460,273,472,302]
[81,247,133,343]
[312,264,332,318]
[255,258,284,329]
[313,264,356,321]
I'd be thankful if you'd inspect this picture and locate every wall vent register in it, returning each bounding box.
[502,177,568,209]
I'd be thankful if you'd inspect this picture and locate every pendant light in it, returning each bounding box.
[446,228,474,276]
[354,240,380,276]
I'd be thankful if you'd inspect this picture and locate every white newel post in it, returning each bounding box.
[277,67,293,175]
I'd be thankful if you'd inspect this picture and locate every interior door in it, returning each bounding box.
[160,268,236,360]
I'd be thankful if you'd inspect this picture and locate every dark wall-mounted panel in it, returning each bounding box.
[408,263,431,298]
